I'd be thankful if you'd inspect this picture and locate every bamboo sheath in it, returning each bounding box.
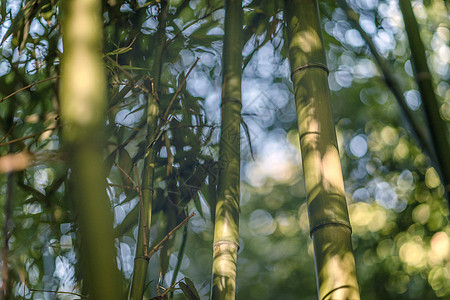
[211,0,243,299]
[284,0,360,299]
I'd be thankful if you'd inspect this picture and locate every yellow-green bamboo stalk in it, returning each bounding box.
[284,0,360,299]
[128,1,167,299]
[399,0,450,204]
[60,0,122,298]
[211,0,242,299]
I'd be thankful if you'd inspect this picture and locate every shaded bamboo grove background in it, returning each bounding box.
[0,0,449,299]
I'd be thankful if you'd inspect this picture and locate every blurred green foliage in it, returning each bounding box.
[0,0,448,299]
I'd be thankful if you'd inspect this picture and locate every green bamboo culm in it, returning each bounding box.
[211,0,243,299]
[284,0,360,299]
[336,0,432,160]
[128,1,167,299]
[398,0,450,205]
[60,0,123,299]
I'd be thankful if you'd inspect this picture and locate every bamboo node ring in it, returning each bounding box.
[291,62,329,79]
[213,240,240,251]
[134,256,149,262]
[309,220,352,237]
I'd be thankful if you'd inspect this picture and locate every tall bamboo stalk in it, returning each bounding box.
[284,0,360,299]
[336,0,433,160]
[399,0,450,204]
[211,0,242,299]
[128,1,167,299]
[60,0,122,298]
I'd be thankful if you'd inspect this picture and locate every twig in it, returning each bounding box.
[160,277,185,297]
[0,75,58,104]
[29,288,87,298]
[105,56,150,94]
[146,58,200,153]
[114,162,138,190]
[0,122,17,144]
[146,212,196,259]
[0,126,58,147]
[162,57,200,121]
[107,183,136,191]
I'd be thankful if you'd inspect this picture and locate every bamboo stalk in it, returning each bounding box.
[337,0,433,160]
[284,0,360,299]
[211,0,243,299]
[128,0,167,299]
[399,0,450,204]
[60,0,123,298]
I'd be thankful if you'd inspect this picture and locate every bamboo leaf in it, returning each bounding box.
[105,149,117,175]
[105,47,133,56]
[241,118,255,160]
[185,278,200,299]
[179,282,199,300]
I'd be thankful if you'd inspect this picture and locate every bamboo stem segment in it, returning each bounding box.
[399,0,450,204]
[284,0,360,299]
[60,0,123,298]
[211,0,243,299]
[128,1,167,299]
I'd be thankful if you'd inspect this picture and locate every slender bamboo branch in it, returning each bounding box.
[147,212,195,259]
[161,57,200,121]
[107,183,136,191]
[1,173,13,299]
[134,164,148,255]
[105,55,150,94]
[399,0,450,203]
[0,122,17,144]
[160,278,185,297]
[0,75,58,104]
[146,57,200,152]
[336,0,433,158]
[0,126,58,147]
[29,288,87,298]
[114,162,138,190]
[129,1,167,298]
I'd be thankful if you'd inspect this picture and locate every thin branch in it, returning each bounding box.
[29,288,87,298]
[160,277,185,297]
[146,212,196,259]
[1,173,13,298]
[0,75,58,104]
[107,183,136,191]
[336,0,433,157]
[146,58,200,153]
[0,126,58,147]
[162,57,200,121]
[114,162,138,190]
[105,55,150,94]
[0,122,17,144]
